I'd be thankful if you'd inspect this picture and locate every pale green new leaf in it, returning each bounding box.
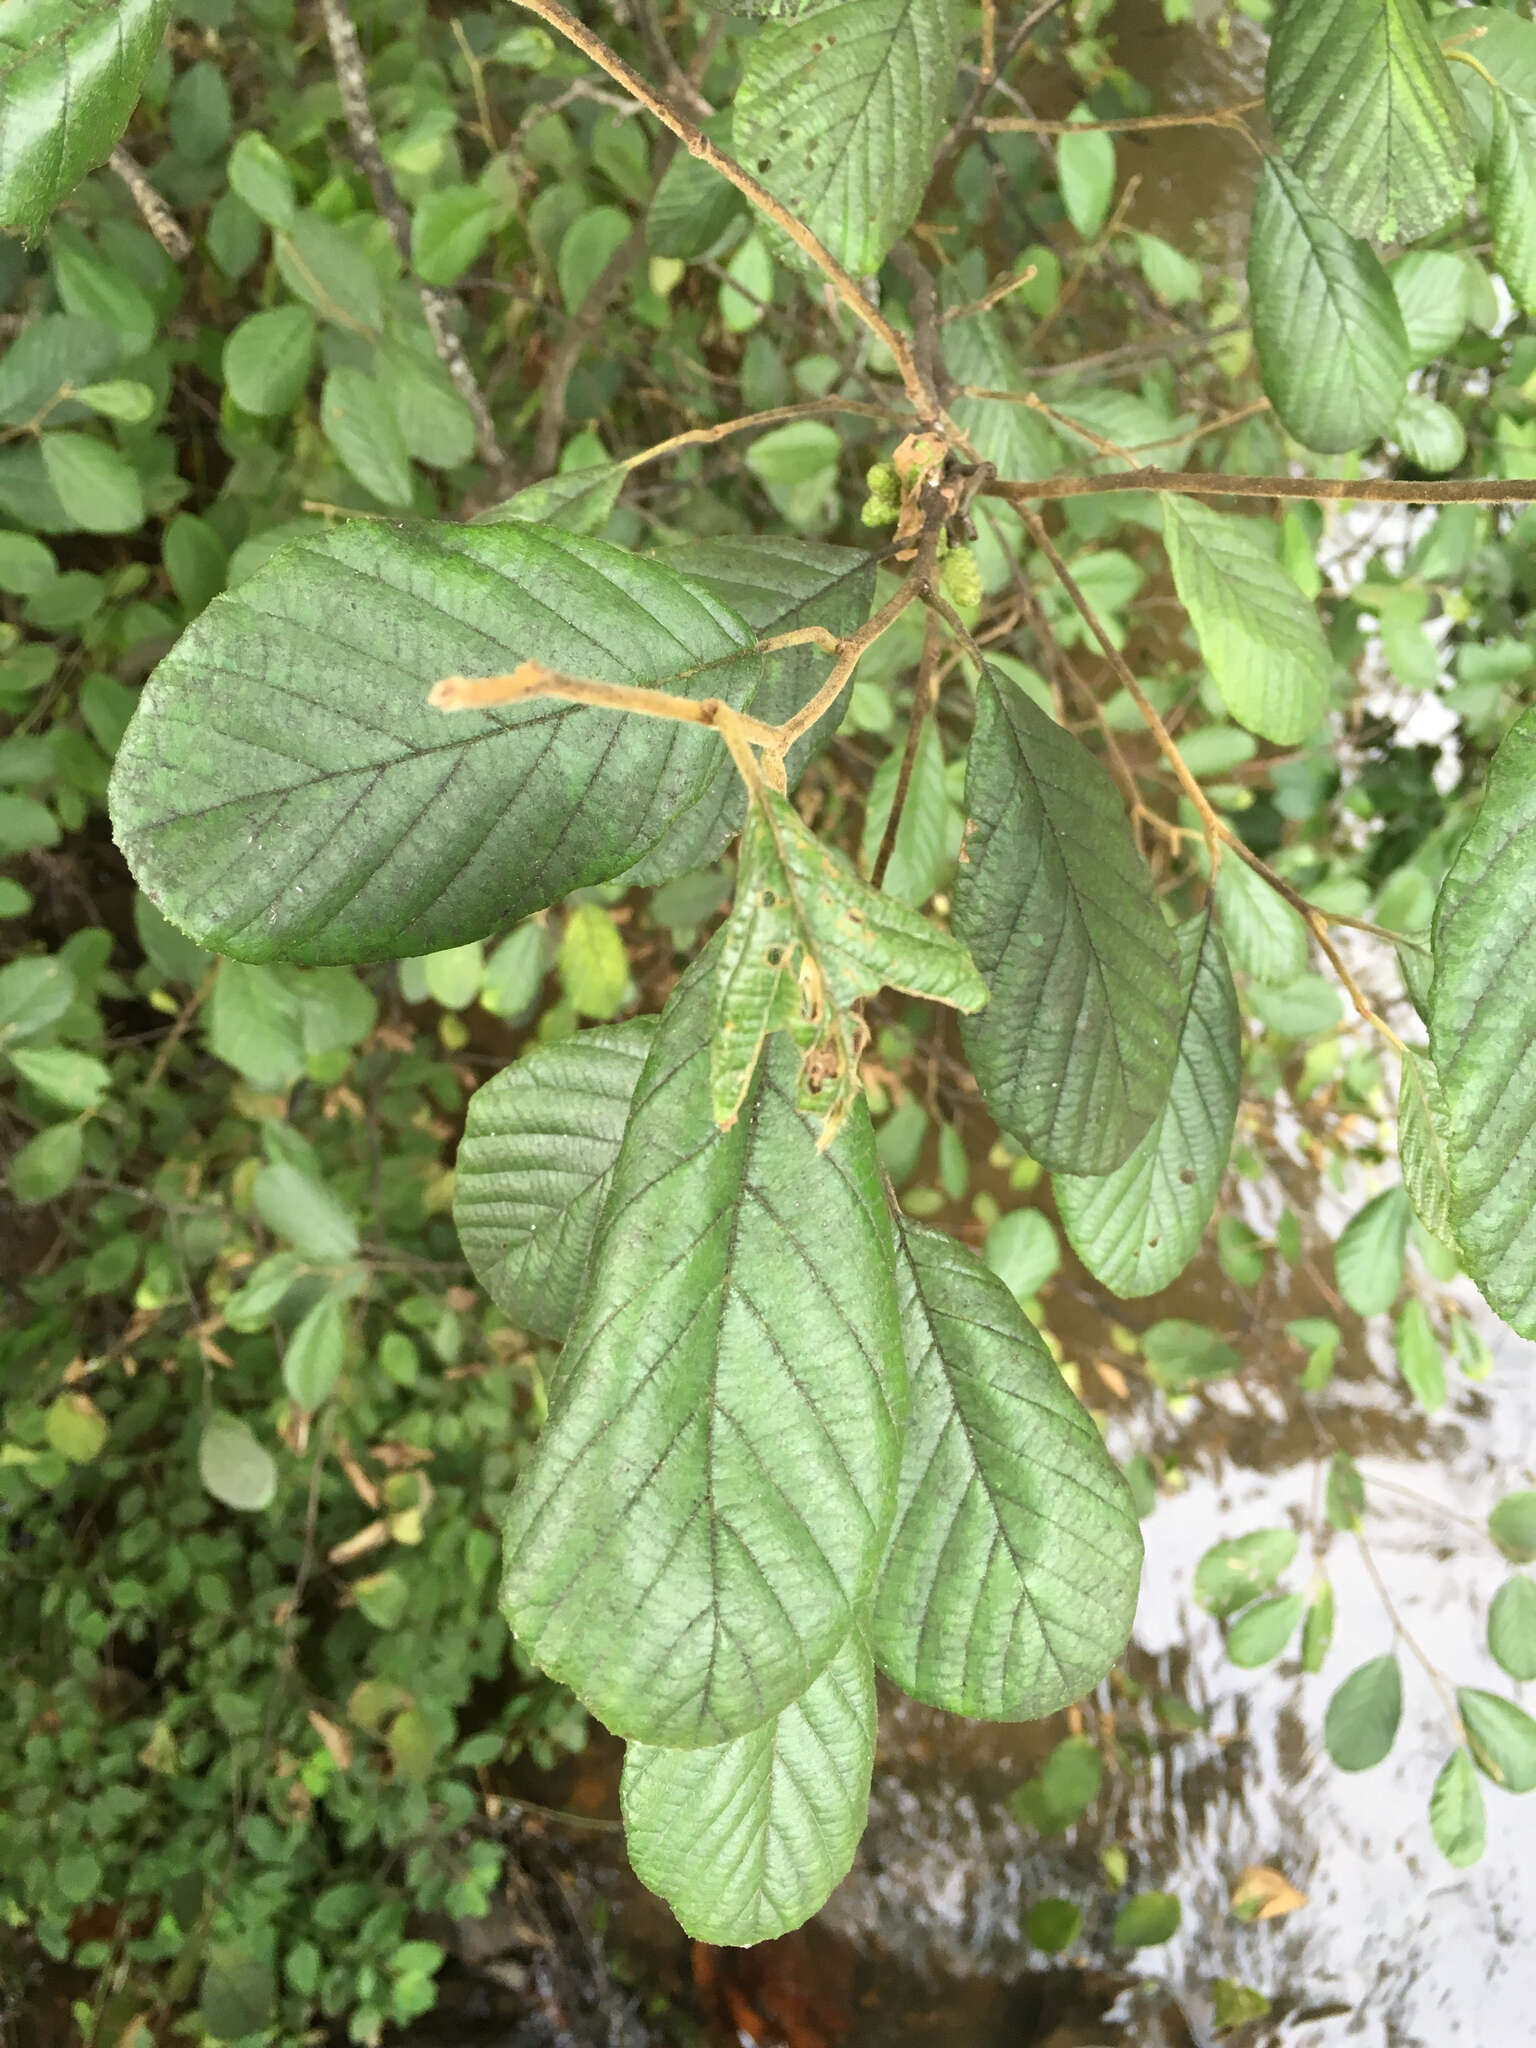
[1428,708,1536,1335]
[734,0,958,277]
[1265,0,1474,243]
[870,1221,1142,1719]
[621,1631,875,1944]
[1056,913,1240,1299]
[953,669,1182,1174]
[1333,1185,1410,1317]
[1429,1749,1486,1868]
[109,522,784,965]
[1164,498,1331,745]
[710,783,987,1135]
[1247,159,1408,455]
[500,952,907,1747]
[1488,82,1536,316]
[943,302,1061,483]
[454,1021,655,1343]
[1214,855,1310,986]
[1397,1047,1453,1247]
[1458,1687,1536,1793]
[1325,1653,1401,1770]
[0,0,174,238]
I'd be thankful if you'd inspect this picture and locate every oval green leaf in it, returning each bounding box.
[1458,1687,1536,1792]
[1324,1654,1402,1771]
[1430,1747,1486,1868]
[1489,1576,1536,1684]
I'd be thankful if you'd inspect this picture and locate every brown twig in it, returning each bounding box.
[510,0,941,423]
[992,469,1536,506]
[143,960,221,1092]
[871,609,943,892]
[931,0,1072,179]
[532,207,654,476]
[109,145,192,260]
[316,0,504,467]
[978,96,1262,136]
[620,396,902,475]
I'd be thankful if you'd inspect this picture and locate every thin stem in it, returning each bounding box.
[429,663,784,750]
[990,469,1536,506]
[1031,174,1144,355]
[1355,1524,1463,1730]
[143,960,221,1092]
[109,145,191,260]
[979,96,1262,135]
[511,0,941,421]
[941,263,1038,323]
[450,16,499,149]
[931,0,1072,177]
[871,609,942,891]
[619,396,901,475]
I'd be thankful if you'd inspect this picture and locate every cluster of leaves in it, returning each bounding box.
[6,0,1536,2008]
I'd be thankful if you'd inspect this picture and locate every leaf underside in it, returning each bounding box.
[871,1221,1143,1718]
[1428,707,1536,1336]
[453,1020,655,1343]
[953,670,1182,1174]
[620,1630,876,1945]
[108,522,847,966]
[1055,912,1241,1299]
[1265,0,1474,243]
[499,947,907,1748]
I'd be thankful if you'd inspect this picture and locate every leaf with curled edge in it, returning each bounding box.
[870,1220,1143,1719]
[1428,705,1536,1336]
[952,667,1181,1174]
[500,945,907,1748]
[109,521,781,965]
[1055,912,1240,1299]
[710,782,987,1144]
[620,1629,875,1945]
[453,1020,655,1343]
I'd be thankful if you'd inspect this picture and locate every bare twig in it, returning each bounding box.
[978,97,1262,136]
[620,395,902,475]
[992,469,1536,507]
[316,0,504,467]
[931,0,1072,178]
[143,960,222,1093]
[429,661,783,750]
[510,0,942,422]
[532,209,653,476]
[109,145,191,261]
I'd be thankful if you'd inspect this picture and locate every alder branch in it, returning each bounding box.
[109,145,191,260]
[621,396,903,475]
[315,0,505,468]
[978,97,1261,136]
[428,662,782,750]
[991,469,1536,506]
[511,0,943,423]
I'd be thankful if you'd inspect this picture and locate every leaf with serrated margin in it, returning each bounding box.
[453,1020,655,1343]
[0,0,173,239]
[1248,159,1409,455]
[1428,706,1536,1337]
[1215,855,1310,986]
[109,522,781,965]
[943,303,1061,483]
[1164,498,1331,746]
[1056,913,1240,1299]
[871,1221,1142,1718]
[1489,91,1536,317]
[711,784,987,1136]
[952,669,1181,1174]
[1265,0,1474,243]
[1397,1046,1454,1248]
[619,537,878,887]
[734,0,958,278]
[621,1630,875,1943]
[500,948,907,1747]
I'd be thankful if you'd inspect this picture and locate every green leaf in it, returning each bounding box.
[871,1220,1142,1719]
[1429,1748,1486,1868]
[1324,1654,1401,1770]
[1333,1185,1410,1317]
[557,204,631,313]
[9,1045,110,1110]
[476,462,626,537]
[499,951,907,1747]
[377,339,475,472]
[1113,1891,1181,1948]
[1458,1687,1536,1792]
[646,117,743,259]
[620,1631,875,1945]
[1056,912,1240,1298]
[1247,159,1408,456]
[163,511,229,615]
[40,432,143,533]
[1215,856,1310,985]
[412,184,498,287]
[45,1391,108,1463]
[227,130,297,231]
[0,0,175,239]
[110,522,784,965]
[859,718,949,909]
[1326,1450,1365,1532]
[223,305,317,416]
[1489,1577,1536,1684]
[982,1207,1059,1304]
[1398,1047,1453,1246]
[734,0,958,277]
[200,1943,276,2043]
[1392,393,1466,476]
[709,781,986,1137]
[560,903,628,1021]
[1058,109,1115,239]
[454,1020,655,1342]
[1389,250,1469,367]
[52,227,155,353]
[252,1160,359,1264]
[1227,1592,1303,1669]
[275,212,383,333]
[1490,1491,1536,1564]
[320,367,414,509]
[282,1291,346,1410]
[1394,1296,1445,1413]
[1301,1582,1334,1671]
[1194,1529,1297,1617]
[0,954,73,1044]
[943,300,1061,484]
[1164,498,1330,745]
[1142,1317,1242,1390]
[1212,1982,1272,2031]
[1265,0,1474,243]
[9,1120,82,1203]
[1488,89,1536,316]
[953,669,1180,1174]
[1428,707,1536,1336]
[199,1412,278,1512]
[1025,1898,1083,1954]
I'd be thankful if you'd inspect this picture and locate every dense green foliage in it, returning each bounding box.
[6,0,1536,2032]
